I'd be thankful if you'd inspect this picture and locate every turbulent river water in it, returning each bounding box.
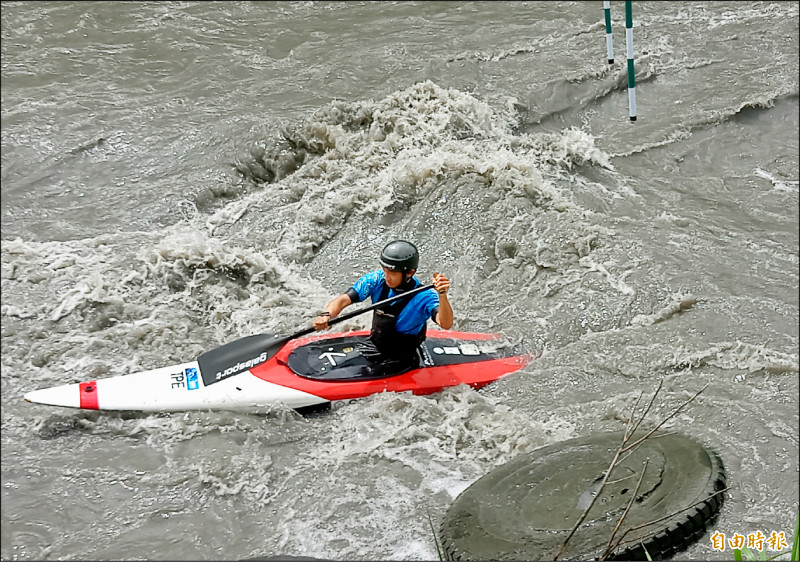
[2,2,798,560]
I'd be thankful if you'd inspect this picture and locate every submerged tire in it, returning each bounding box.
[439,431,726,561]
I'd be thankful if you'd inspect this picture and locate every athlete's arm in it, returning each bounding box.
[314,293,353,331]
[432,273,453,329]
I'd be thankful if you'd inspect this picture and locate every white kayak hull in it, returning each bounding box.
[24,330,531,413]
[24,361,329,412]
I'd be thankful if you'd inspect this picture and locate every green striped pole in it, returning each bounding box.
[603,1,614,64]
[625,1,637,121]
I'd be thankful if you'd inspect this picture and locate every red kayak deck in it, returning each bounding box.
[250,329,532,402]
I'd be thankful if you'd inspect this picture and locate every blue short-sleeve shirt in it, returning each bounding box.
[349,270,440,335]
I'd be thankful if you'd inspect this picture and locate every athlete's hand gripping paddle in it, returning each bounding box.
[197,284,435,382]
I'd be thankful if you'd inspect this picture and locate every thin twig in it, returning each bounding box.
[606,474,637,486]
[621,383,709,453]
[607,487,730,554]
[624,388,646,440]
[426,508,443,561]
[615,430,679,469]
[625,379,663,440]
[553,444,625,560]
[554,389,657,561]
[553,381,710,560]
[616,382,666,467]
[600,459,649,561]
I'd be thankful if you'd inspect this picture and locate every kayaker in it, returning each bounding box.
[313,240,453,376]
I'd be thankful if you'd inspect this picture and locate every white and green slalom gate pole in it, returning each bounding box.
[625,1,637,121]
[603,1,614,64]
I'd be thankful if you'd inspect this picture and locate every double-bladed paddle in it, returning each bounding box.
[197,283,436,386]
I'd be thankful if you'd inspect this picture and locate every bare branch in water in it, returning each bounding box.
[552,380,710,561]
[604,487,730,557]
[621,383,709,454]
[601,459,649,560]
[624,380,660,440]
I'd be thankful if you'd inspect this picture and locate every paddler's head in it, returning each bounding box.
[380,240,419,289]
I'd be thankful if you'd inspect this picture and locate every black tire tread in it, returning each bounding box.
[609,448,725,560]
[439,432,727,561]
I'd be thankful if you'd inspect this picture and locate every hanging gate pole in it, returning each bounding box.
[603,1,614,64]
[625,1,637,121]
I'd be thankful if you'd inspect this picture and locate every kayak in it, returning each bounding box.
[23,329,531,413]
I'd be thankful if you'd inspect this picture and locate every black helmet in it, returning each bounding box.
[380,240,419,272]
